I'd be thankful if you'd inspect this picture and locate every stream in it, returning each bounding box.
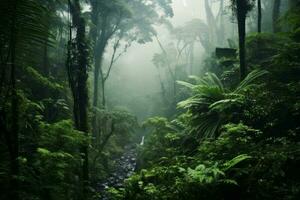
[98,144,138,200]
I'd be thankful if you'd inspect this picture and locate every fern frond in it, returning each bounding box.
[223,154,252,171]
[177,80,195,89]
[234,70,268,94]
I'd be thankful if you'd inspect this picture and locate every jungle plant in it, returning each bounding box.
[177,69,267,139]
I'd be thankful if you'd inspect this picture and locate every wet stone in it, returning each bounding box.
[97,145,137,200]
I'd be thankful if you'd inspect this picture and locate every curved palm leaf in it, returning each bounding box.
[178,70,267,139]
[234,69,268,94]
[0,0,53,66]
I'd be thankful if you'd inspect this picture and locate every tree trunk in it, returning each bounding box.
[8,1,19,200]
[258,0,262,33]
[93,42,106,108]
[218,0,225,46]
[204,0,218,48]
[93,56,100,108]
[273,0,281,33]
[92,12,108,109]
[288,0,298,8]
[101,76,106,107]
[189,42,194,75]
[92,41,106,138]
[69,0,89,199]
[236,0,247,80]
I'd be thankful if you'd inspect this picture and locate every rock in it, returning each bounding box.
[97,144,138,199]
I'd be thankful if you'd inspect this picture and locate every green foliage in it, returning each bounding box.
[17,120,89,200]
[121,23,300,199]
[121,151,254,200]
[1,1,300,200]
[90,108,138,182]
[177,70,267,138]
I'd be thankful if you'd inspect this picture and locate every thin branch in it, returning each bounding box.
[155,35,176,80]
[104,38,120,81]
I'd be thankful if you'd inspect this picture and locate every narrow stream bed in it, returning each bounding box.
[98,145,138,200]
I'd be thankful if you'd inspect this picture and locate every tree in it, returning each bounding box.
[273,0,281,33]
[7,2,19,199]
[258,0,262,33]
[289,0,299,8]
[203,0,227,48]
[90,0,173,108]
[230,0,255,80]
[89,0,131,110]
[0,1,51,199]
[89,0,173,138]
[67,0,89,198]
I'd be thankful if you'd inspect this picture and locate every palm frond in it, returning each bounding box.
[223,154,252,171]
[0,0,53,65]
[234,70,268,94]
[177,80,196,89]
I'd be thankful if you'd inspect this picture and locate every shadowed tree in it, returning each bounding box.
[0,1,51,199]
[231,0,255,80]
[89,0,173,138]
[67,0,89,198]
[258,0,262,32]
[273,0,281,33]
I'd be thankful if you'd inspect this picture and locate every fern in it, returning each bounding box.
[234,70,268,94]
[177,70,267,139]
[223,154,252,171]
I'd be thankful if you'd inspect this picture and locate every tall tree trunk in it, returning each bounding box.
[92,41,106,138]
[93,42,106,108]
[189,42,194,75]
[92,56,100,138]
[273,0,281,33]
[217,0,225,46]
[204,0,218,48]
[288,0,298,8]
[258,0,262,33]
[236,0,247,80]
[93,56,100,108]
[8,1,19,200]
[101,75,106,107]
[69,0,89,199]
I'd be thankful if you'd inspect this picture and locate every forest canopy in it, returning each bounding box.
[0,0,299,200]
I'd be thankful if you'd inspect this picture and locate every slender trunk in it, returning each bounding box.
[258,0,262,33]
[92,13,108,109]
[101,75,105,108]
[204,0,217,47]
[93,56,100,108]
[155,36,177,96]
[0,59,6,95]
[236,1,247,80]
[92,42,106,138]
[92,56,100,138]
[289,0,298,8]
[93,43,106,108]
[9,1,19,200]
[273,0,281,33]
[218,0,225,45]
[189,43,194,75]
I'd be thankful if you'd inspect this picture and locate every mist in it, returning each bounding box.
[104,0,232,120]
[1,0,299,199]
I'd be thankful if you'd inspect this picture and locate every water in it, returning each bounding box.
[98,145,138,200]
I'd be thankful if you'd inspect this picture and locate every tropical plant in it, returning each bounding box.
[177,70,268,138]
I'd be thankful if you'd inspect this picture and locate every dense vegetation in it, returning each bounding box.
[0,0,299,200]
